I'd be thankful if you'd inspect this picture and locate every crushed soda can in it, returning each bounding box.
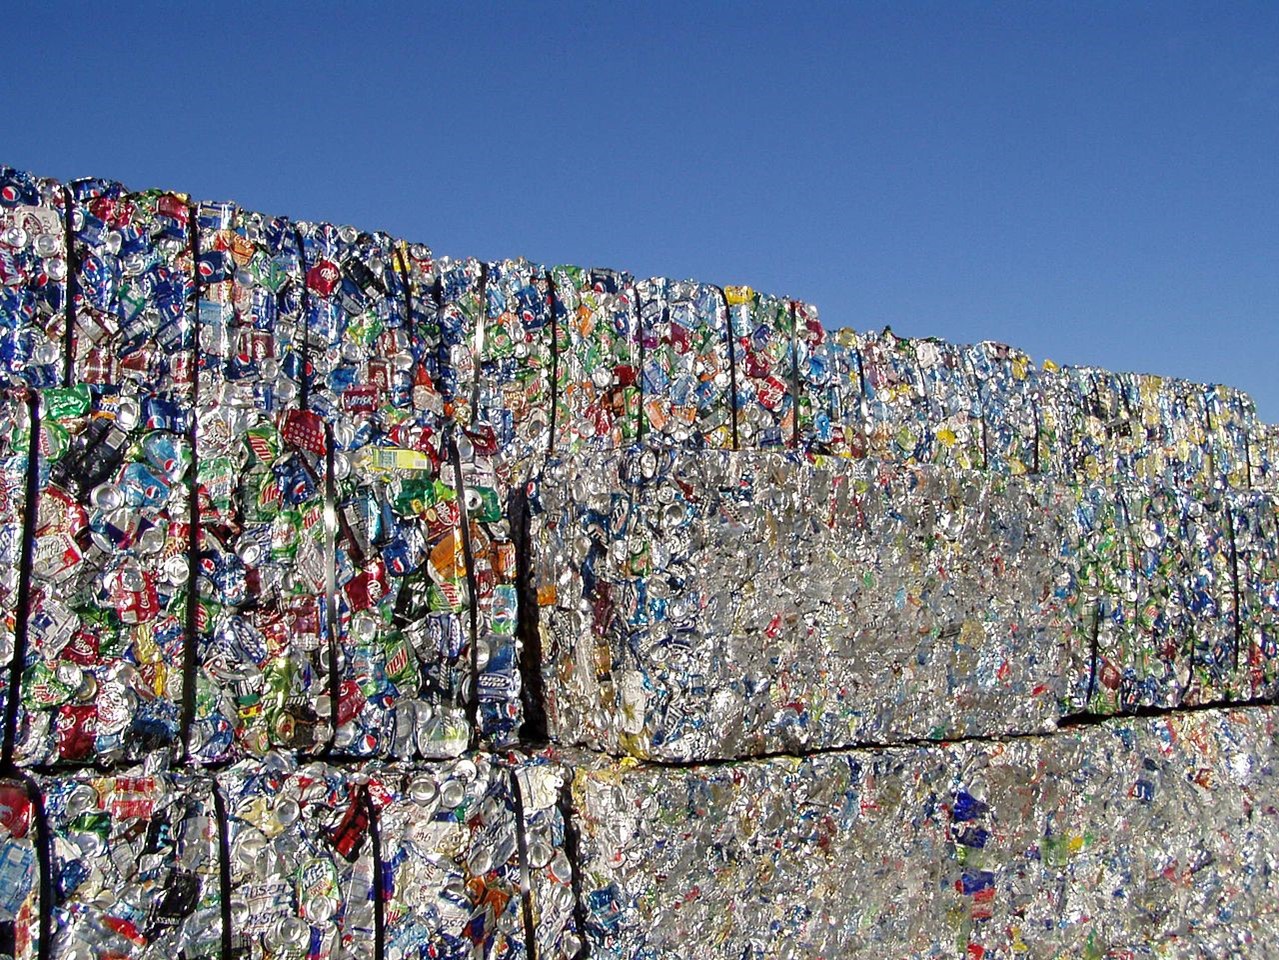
[18,383,191,766]
[570,707,1279,959]
[0,166,67,389]
[219,753,376,959]
[551,266,640,453]
[0,778,40,960]
[41,769,223,959]
[532,448,1081,760]
[725,287,795,450]
[636,278,733,450]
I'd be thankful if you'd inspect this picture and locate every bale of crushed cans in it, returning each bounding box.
[0,753,580,960]
[4,160,1279,959]
[42,770,222,959]
[530,449,1084,759]
[570,707,1279,959]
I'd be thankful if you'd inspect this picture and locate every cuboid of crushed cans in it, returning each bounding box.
[1,163,1278,959]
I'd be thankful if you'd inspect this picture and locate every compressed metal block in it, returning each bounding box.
[532,449,1082,760]
[43,770,222,960]
[18,383,192,766]
[551,266,640,454]
[637,278,734,450]
[0,166,68,389]
[570,708,1279,960]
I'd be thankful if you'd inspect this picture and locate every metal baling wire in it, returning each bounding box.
[210,777,235,960]
[9,773,53,960]
[632,279,645,445]
[1224,495,1244,675]
[458,263,486,745]
[1116,485,1161,709]
[506,765,540,960]
[361,783,386,960]
[1030,373,1043,475]
[323,423,340,754]
[545,269,560,459]
[289,222,340,753]
[788,300,801,451]
[292,225,312,412]
[180,200,202,763]
[709,285,739,451]
[449,424,482,749]
[556,773,590,959]
[853,330,870,459]
[59,184,77,389]
[975,349,1001,476]
[472,262,488,431]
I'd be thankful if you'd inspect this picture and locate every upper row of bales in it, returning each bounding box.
[1,166,1272,495]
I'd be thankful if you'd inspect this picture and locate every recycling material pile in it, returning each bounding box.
[0,164,1276,959]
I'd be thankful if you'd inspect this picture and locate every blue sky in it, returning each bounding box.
[6,2,1278,417]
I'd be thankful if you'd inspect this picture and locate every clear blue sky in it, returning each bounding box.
[7,2,1278,418]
